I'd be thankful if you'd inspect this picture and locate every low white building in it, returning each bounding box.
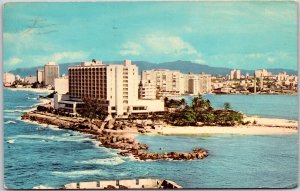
[24,75,37,84]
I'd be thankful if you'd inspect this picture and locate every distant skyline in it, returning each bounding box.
[3,1,297,72]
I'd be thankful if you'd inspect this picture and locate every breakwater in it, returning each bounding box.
[21,111,208,161]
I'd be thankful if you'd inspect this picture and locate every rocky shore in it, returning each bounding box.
[21,111,209,161]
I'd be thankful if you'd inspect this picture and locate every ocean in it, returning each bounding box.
[3,89,298,189]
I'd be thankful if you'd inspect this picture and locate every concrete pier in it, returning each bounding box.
[62,179,182,189]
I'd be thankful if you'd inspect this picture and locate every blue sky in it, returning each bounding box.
[3,1,297,71]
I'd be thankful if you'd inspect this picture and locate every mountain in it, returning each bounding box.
[8,60,297,77]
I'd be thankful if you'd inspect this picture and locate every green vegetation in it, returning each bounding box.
[77,97,108,120]
[166,95,244,126]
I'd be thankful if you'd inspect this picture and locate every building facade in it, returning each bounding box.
[44,62,59,86]
[142,69,184,96]
[141,69,212,97]
[24,75,37,84]
[139,80,157,99]
[54,76,69,94]
[37,68,44,83]
[230,69,241,80]
[3,72,15,86]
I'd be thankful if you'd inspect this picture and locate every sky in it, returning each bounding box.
[3,1,298,71]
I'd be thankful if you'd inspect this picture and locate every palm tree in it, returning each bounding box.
[224,102,231,110]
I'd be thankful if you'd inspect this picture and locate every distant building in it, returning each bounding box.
[230,69,241,80]
[184,73,212,95]
[142,69,184,95]
[141,69,211,96]
[44,62,59,86]
[3,72,15,86]
[255,69,271,77]
[36,68,44,83]
[56,60,164,116]
[24,75,37,84]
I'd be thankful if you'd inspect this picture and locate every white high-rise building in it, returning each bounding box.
[36,68,44,83]
[230,69,241,80]
[44,62,59,86]
[56,60,164,116]
[141,69,212,97]
[142,69,184,95]
[255,69,271,77]
[3,72,15,86]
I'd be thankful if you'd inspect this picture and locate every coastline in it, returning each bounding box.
[4,87,53,93]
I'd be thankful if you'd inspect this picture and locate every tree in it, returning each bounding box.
[224,102,231,110]
[192,94,211,112]
[78,97,108,120]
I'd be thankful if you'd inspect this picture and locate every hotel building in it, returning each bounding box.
[56,60,164,116]
[44,62,59,86]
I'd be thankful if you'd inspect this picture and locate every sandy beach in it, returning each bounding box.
[155,117,298,136]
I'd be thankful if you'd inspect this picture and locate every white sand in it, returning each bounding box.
[157,126,297,135]
[155,117,298,135]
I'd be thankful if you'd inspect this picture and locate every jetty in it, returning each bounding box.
[62,179,182,189]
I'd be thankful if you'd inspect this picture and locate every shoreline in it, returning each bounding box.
[20,108,298,161]
[4,87,54,93]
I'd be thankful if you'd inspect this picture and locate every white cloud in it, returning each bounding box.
[144,34,199,56]
[119,42,142,56]
[119,34,204,63]
[6,57,23,66]
[267,57,275,63]
[51,51,89,62]
[32,51,90,65]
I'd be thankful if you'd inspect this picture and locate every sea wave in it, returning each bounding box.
[4,109,25,113]
[51,170,102,177]
[32,185,55,189]
[4,120,17,124]
[27,97,37,100]
[13,134,93,143]
[75,157,125,166]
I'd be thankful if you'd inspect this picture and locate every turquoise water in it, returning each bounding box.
[4,89,298,189]
[184,94,298,120]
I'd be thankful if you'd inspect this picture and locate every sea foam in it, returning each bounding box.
[75,157,125,166]
[4,120,17,124]
[51,170,103,177]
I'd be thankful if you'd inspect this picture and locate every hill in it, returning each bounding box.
[8,60,297,77]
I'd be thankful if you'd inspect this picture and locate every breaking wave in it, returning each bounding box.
[52,170,102,177]
[75,157,125,166]
[4,120,17,124]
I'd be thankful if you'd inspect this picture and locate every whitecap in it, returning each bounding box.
[4,109,24,113]
[51,170,102,177]
[6,139,15,144]
[4,120,16,124]
[15,106,29,108]
[32,185,55,189]
[27,97,37,100]
[75,157,125,166]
